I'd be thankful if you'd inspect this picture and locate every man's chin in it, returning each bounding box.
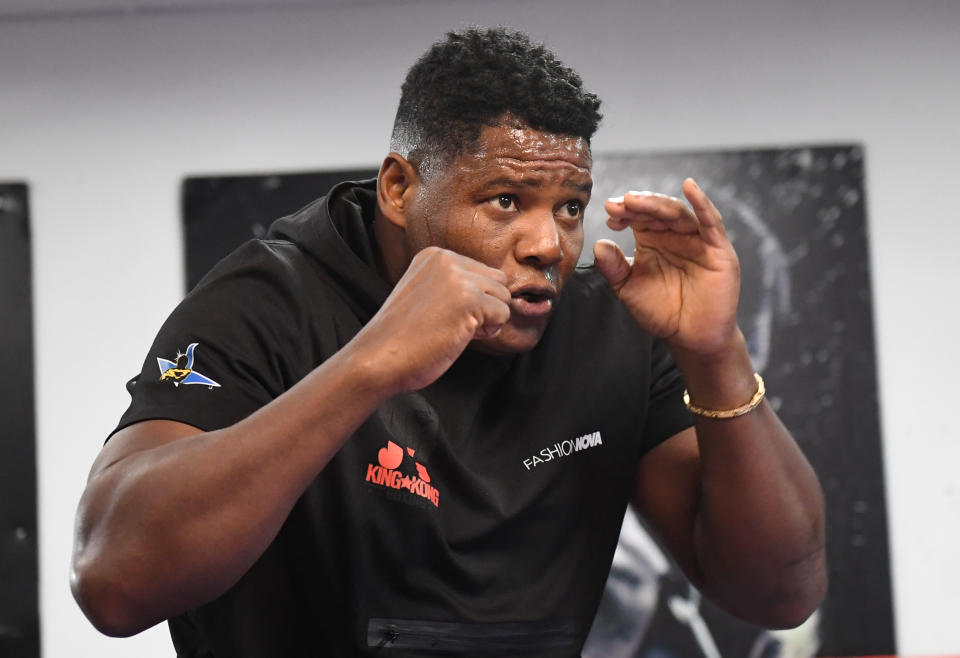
[469,321,547,356]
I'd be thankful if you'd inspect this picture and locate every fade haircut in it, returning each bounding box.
[390,26,603,178]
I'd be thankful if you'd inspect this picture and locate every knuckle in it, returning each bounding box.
[421,245,448,263]
[456,284,478,307]
[463,314,480,334]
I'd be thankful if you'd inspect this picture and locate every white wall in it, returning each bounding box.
[1,0,958,655]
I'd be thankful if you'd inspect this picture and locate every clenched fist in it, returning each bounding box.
[349,246,512,393]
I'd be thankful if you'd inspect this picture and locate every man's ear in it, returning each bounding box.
[377,152,420,230]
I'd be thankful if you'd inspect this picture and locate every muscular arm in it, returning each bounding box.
[635,334,826,629]
[596,179,826,628]
[72,345,390,636]
[72,246,511,636]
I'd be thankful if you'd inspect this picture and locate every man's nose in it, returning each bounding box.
[515,211,562,266]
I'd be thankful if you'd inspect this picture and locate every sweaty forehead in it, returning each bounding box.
[438,125,593,196]
[425,123,594,198]
[479,124,592,169]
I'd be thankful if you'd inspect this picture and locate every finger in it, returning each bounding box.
[448,250,509,286]
[593,239,632,293]
[633,229,707,267]
[607,212,696,233]
[606,192,699,233]
[430,250,511,303]
[681,178,728,244]
[474,294,511,338]
[419,246,509,286]
[467,270,512,304]
[475,262,509,286]
[612,191,692,219]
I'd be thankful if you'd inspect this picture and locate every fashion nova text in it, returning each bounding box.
[522,431,603,471]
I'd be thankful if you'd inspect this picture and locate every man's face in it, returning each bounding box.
[404,122,593,354]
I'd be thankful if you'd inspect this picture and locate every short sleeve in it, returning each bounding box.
[641,338,694,450]
[112,240,320,438]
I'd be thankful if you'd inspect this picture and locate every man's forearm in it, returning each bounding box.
[673,333,827,628]
[74,244,516,637]
[72,344,393,636]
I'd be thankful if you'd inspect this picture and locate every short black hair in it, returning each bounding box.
[390,26,602,176]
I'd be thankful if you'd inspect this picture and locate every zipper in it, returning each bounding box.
[367,617,577,652]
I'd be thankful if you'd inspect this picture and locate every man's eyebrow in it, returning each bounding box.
[478,176,593,196]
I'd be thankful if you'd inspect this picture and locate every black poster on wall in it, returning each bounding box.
[181,145,893,657]
[182,169,378,291]
[0,183,40,658]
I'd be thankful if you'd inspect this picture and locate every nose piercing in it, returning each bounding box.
[544,266,559,287]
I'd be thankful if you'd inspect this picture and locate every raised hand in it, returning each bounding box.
[350,246,512,393]
[593,178,742,358]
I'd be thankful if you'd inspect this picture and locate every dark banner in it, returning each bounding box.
[182,145,893,656]
[0,183,40,658]
[182,169,378,291]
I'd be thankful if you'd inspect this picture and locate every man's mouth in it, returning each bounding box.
[510,285,557,318]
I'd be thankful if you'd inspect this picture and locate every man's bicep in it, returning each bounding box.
[632,426,704,585]
[89,419,205,481]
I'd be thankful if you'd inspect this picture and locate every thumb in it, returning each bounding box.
[593,239,632,294]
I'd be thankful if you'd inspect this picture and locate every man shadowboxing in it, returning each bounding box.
[72,26,826,657]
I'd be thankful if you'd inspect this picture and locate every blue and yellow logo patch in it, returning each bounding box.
[157,342,221,388]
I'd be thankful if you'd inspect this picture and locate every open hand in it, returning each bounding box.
[593,178,742,357]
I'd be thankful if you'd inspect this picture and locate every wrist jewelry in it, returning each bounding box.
[683,373,765,419]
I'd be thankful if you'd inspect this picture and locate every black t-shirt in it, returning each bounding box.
[115,180,693,657]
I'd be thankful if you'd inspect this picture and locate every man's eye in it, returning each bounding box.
[559,200,583,220]
[494,194,517,211]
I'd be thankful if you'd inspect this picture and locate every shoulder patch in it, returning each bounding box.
[157,342,221,388]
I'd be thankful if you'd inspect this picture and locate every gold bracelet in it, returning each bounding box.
[683,373,765,419]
